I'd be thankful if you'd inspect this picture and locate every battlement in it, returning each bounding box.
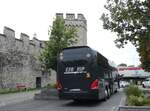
[56,13,63,18]
[77,13,86,20]
[3,26,15,38]
[66,13,75,20]
[56,13,86,21]
[56,13,87,31]
[0,26,45,55]
[20,33,29,40]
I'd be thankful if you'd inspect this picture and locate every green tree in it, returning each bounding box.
[40,17,77,71]
[101,0,150,72]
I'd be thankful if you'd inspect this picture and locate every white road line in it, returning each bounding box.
[119,96,126,106]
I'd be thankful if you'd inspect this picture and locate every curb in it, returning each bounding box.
[118,106,150,111]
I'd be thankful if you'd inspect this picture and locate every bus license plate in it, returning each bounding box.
[69,89,81,92]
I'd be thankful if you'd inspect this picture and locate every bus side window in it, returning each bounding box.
[95,56,104,78]
[106,71,111,79]
[109,72,112,78]
[99,69,104,78]
[96,66,104,78]
[112,71,118,82]
[104,72,109,79]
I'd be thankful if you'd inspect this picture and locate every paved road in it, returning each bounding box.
[0,90,124,111]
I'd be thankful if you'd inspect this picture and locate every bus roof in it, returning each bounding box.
[62,46,117,70]
[62,46,91,51]
[62,46,108,62]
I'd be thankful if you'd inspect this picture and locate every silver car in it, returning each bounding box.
[120,81,129,88]
[142,78,150,88]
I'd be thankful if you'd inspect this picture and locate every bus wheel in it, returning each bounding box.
[104,89,108,100]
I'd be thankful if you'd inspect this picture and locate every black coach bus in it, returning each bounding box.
[57,46,118,100]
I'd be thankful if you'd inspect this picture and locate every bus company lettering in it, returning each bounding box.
[64,66,86,74]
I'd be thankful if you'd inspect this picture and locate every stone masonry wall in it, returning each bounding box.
[0,27,50,88]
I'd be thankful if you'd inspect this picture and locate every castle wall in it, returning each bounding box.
[0,34,6,51]
[0,27,49,88]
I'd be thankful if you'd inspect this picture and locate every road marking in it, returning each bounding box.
[119,96,126,106]
[112,92,126,111]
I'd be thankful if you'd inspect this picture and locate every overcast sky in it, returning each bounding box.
[0,0,140,66]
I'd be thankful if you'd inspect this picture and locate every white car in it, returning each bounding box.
[120,81,129,88]
[142,78,150,88]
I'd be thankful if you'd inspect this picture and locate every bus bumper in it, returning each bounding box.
[58,90,99,100]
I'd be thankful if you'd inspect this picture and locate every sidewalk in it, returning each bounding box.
[0,90,40,107]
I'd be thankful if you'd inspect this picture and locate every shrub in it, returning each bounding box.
[0,87,37,94]
[46,83,56,89]
[0,88,21,94]
[125,85,150,106]
[144,97,150,105]
[26,87,37,91]
[128,95,150,106]
[124,85,143,98]
[128,95,145,106]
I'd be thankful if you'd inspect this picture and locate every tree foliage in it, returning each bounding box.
[39,17,77,71]
[101,0,150,72]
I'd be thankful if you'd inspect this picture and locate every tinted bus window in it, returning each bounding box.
[61,48,92,62]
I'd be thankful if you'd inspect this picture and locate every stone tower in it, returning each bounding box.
[56,13,87,46]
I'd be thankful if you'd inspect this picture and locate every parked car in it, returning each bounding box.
[120,81,129,88]
[142,78,150,88]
